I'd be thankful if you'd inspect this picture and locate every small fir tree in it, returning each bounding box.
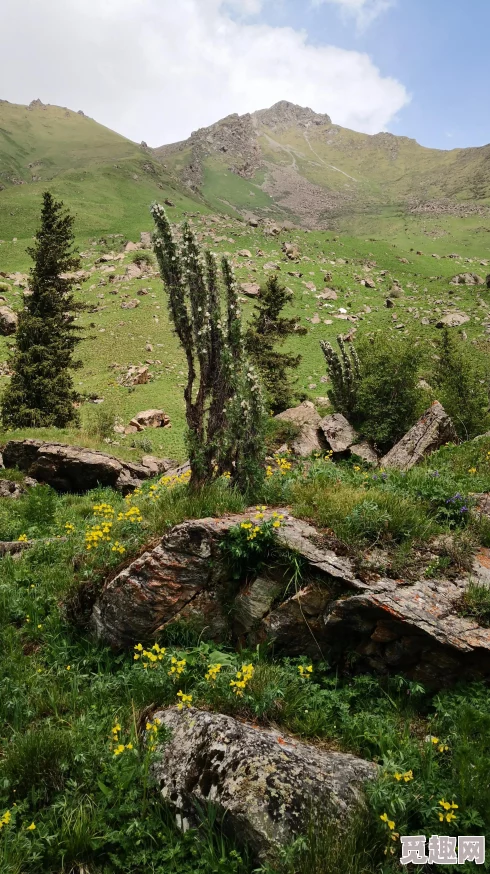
[433,327,489,439]
[245,274,306,413]
[1,192,84,428]
[151,203,266,493]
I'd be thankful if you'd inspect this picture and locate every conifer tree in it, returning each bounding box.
[1,192,84,428]
[151,203,265,493]
[245,274,306,413]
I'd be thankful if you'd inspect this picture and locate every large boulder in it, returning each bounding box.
[0,306,17,335]
[128,409,170,431]
[90,508,490,685]
[275,401,325,457]
[380,402,457,470]
[450,273,485,286]
[118,365,150,387]
[2,440,175,494]
[319,413,358,453]
[151,708,376,862]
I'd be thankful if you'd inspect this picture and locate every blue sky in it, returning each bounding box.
[2,0,489,148]
[255,0,490,149]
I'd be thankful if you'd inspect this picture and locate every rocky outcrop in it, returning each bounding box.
[90,509,490,685]
[2,440,175,494]
[151,707,376,862]
[275,401,325,457]
[319,413,358,453]
[0,479,25,499]
[450,273,485,285]
[380,402,457,470]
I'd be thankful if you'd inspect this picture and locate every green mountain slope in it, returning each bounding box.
[155,101,490,234]
[0,100,204,268]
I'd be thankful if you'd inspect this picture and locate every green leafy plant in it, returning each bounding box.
[432,326,490,440]
[320,335,360,418]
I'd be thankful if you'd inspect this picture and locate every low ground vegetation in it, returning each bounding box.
[1,436,490,871]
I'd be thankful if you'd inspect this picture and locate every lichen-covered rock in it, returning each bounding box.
[380,402,457,470]
[151,708,377,861]
[0,306,18,335]
[2,439,170,494]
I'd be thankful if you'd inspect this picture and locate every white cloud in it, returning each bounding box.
[312,0,395,28]
[1,0,408,146]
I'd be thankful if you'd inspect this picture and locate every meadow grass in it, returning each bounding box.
[1,446,490,872]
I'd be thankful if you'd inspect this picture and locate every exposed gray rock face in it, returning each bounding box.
[0,306,18,335]
[2,440,174,494]
[436,312,470,328]
[380,402,457,470]
[450,273,485,285]
[91,508,490,685]
[151,707,376,861]
[0,479,24,499]
[319,413,358,453]
[350,442,379,465]
[275,401,325,456]
[128,409,170,431]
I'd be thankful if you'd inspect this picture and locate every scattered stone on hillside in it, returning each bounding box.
[240,282,261,297]
[380,402,457,471]
[350,442,379,465]
[125,264,143,280]
[0,306,17,335]
[237,249,252,258]
[120,299,140,309]
[2,440,161,494]
[385,299,394,308]
[432,254,441,259]
[319,414,358,453]
[303,281,316,291]
[139,232,152,249]
[275,401,324,457]
[436,312,470,328]
[151,707,376,862]
[124,241,139,252]
[288,271,303,278]
[263,262,280,271]
[118,365,150,386]
[282,242,300,260]
[164,199,175,207]
[450,273,485,286]
[0,480,25,499]
[360,278,376,288]
[128,410,170,431]
[317,289,337,300]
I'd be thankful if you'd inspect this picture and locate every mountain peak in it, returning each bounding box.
[253,101,332,130]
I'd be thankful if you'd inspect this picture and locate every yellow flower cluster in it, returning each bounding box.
[394,769,413,782]
[17,534,28,542]
[112,541,126,554]
[177,690,193,711]
[230,663,254,697]
[148,469,192,500]
[468,467,477,474]
[240,521,261,541]
[111,721,133,756]
[380,812,400,848]
[298,664,313,678]
[205,663,222,682]
[0,810,12,831]
[438,799,458,823]
[93,502,115,518]
[266,455,292,478]
[146,716,162,751]
[271,511,285,529]
[85,521,113,550]
[429,736,449,753]
[168,656,186,678]
[134,642,166,668]
[117,506,143,524]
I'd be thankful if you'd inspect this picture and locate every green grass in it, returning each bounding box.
[0,467,489,872]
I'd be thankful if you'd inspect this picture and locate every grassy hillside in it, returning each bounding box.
[0,101,205,271]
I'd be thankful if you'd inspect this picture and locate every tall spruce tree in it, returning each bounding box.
[1,192,83,428]
[245,274,306,413]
